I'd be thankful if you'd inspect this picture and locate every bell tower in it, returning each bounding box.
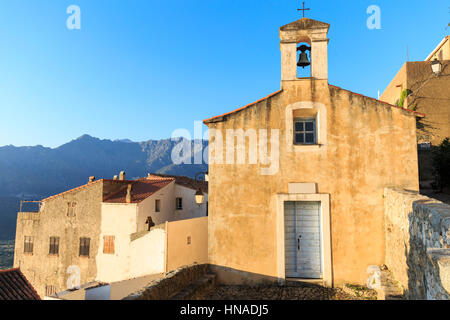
[280,18,330,81]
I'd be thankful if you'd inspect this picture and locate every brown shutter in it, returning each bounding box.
[103,236,115,254]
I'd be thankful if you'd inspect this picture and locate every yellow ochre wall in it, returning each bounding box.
[381,61,450,146]
[166,217,208,272]
[205,79,419,286]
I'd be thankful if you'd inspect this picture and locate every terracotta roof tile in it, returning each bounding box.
[0,268,41,300]
[103,178,174,203]
[41,179,103,202]
[39,174,207,206]
[147,173,208,193]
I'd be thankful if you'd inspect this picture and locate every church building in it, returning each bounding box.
[204,17,423,286]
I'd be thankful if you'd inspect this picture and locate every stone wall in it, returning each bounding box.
[123,264,209,300]
[384,188,450,300]
[14,180,105,298]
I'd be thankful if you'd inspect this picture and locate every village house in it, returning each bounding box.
[380,36,450,146]
[13,172,208,298]
[203,17,424,287]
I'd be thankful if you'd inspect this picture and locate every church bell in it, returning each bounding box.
[297,45,311,68]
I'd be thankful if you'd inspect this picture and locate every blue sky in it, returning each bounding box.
[0,0,448,147]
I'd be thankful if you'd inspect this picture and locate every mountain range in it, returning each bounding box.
[0,135,208,240]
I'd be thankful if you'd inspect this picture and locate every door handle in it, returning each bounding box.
[298,236,301,250]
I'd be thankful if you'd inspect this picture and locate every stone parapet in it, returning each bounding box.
[123,264,209,300]
[384,187,450,300]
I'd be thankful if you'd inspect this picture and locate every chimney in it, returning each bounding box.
[88,176,95,183]
[147,173,157,180]
[113,175,118,181]
[119,171,126,181]
[126,184,132,203]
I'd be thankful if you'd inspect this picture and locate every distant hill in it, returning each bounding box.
[0,197,20,241]
[0,135,208,240]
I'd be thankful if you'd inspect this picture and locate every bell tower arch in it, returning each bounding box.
[280,18,330,82]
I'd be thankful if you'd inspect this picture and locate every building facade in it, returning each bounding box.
[13,173,208,298]
[380,36,450,146]
[204,18,422,287]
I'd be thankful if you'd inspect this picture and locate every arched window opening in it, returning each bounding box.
[297,43,311,78]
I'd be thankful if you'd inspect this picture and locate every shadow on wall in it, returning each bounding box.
[404,199,450,300]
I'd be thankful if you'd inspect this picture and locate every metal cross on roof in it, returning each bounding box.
[298,1,310,18]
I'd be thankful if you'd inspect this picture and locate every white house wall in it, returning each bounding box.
[129,228,166,278]
[97,202,165,283]
[173,184,208,221]
[136,181,175,232]
[95,181,208,284]
[96,203,138,283]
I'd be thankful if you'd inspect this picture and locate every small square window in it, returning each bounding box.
[294,118,316,145]
[155,199,161,212]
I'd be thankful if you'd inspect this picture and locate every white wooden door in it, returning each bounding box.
[285,201,322,279]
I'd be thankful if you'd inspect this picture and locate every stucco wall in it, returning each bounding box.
[136,182,175,232]
[384,188,450,300]
[96,202,165,283]
[381,61,450,145]
[380,63,407,106]
[206,80,419,286]
[166,217,208,272]
[426,37,450,61]
[96,228,166,283]
[97,203,207,283]
[129,228,166,278]
[96,202,137,283]
[14,181,104,298]
[405,61,450,145]
[135,182,208,233]
[173,185,208,221]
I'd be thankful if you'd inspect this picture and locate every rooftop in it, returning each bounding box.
[103,178,174,204]
[39,173,209,205]
[147,173,208,193]
[0,268,41,300]
[280,18,330,31]
[203,84,425,124]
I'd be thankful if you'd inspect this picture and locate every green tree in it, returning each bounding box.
[432,138,450,192]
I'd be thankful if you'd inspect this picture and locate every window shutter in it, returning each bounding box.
[103,236,115,254]
[79,237,90,257]
[24,236,33,254]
